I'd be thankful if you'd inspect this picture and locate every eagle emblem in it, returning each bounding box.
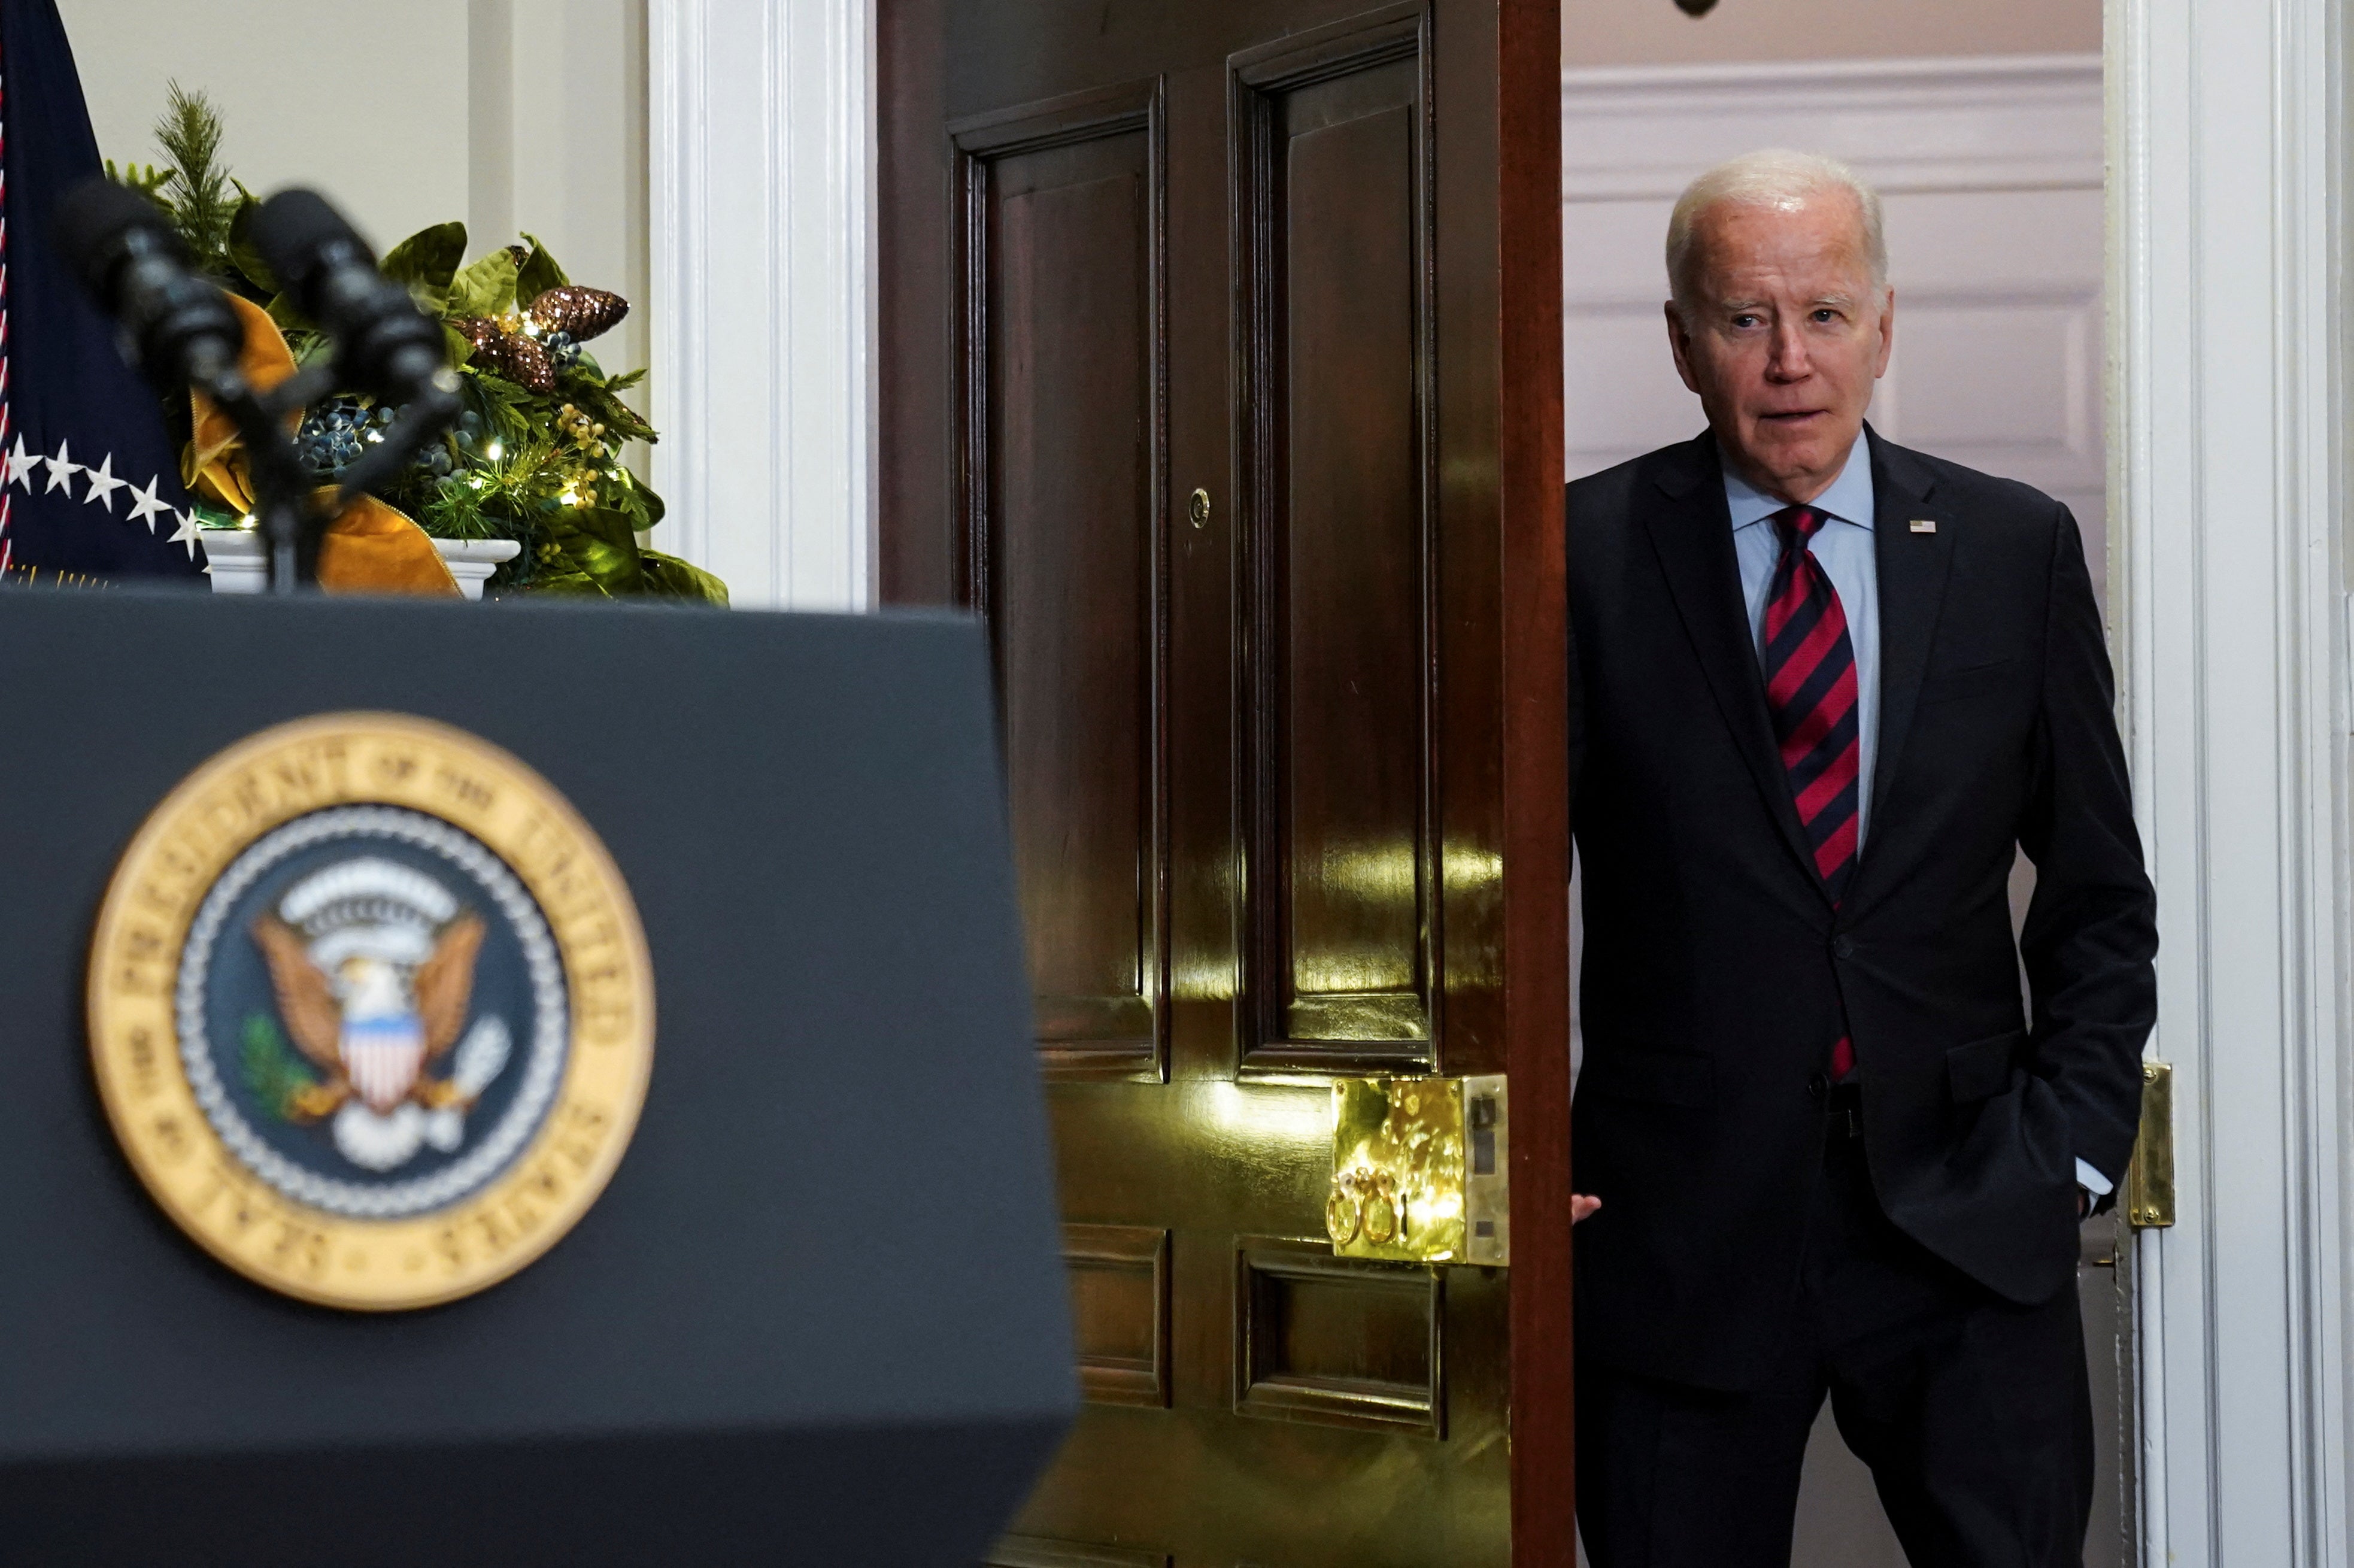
[246,856,512,1172]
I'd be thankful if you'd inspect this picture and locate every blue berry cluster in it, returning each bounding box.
[294,398,392,479]
[544,331,583,373]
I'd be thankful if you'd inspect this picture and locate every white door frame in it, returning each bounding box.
[645,0,875,612]
[2109,0,2350,1559]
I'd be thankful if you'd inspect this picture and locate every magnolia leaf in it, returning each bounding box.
[382,221,468,292]
[569,505,642,554]
[544,507,643,591]
[567,381,657,445]
[442,323,477,368]
[607,468,665,530]
[448,247,520,320]
[265,292,312,334]
[639,550,729,605]
[514,233,569,306]
[530,571,612,597]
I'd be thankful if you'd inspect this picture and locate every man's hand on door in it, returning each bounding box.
[1572,1194,1601,1224]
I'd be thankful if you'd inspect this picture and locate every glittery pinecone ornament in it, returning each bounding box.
[524,285,629,343]
[452,315,557,394]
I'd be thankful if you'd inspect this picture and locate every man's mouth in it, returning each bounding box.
[1758,409,1826,424]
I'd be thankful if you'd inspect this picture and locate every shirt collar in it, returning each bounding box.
[1723,429,1874,532]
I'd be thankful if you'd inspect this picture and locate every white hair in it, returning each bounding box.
[1665,149,1886,319]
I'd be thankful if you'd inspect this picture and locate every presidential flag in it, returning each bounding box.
[0,0,205,584]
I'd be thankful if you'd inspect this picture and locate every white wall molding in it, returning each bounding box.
[2109,0,2349,1559]
[648,0,874,611]
[1561,53,2102,200]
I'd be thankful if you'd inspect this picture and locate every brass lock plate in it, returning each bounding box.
[1327,1074,1508,1266]
[2126,1060,2174,1229]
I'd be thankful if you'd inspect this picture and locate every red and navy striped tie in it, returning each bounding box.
[1762,505,1861,1078]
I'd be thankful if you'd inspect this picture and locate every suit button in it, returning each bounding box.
[1807,1073,1828,1100]
[1832,936,1856,960]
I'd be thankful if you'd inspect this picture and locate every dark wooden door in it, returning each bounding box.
[879,4,1567,1563]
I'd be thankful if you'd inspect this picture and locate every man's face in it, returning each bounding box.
[1666,192,1895,505]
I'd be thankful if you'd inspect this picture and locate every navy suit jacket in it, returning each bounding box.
[1566,426,2157,1391]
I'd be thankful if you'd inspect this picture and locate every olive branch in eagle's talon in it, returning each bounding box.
[239,1012,341,1123]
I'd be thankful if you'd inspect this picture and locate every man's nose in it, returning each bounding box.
[1765,319,1812,380]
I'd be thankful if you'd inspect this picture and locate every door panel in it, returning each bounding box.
[881,3,1566,1563]
[955,83,1171,1079]
[1234,11,1439,1068]
[1235,1238,1444,1435]
[1065,1223,1173,1409]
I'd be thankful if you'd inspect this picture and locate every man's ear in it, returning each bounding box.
[1872,286,1897,379]
[1666,300,1703,395]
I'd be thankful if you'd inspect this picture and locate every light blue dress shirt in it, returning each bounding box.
[1724,429,1880,850]
[1722,432,2111,1199]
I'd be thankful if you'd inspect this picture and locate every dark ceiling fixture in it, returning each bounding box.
[1676,0,1720,13]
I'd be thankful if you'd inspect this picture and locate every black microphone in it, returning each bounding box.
[54,177,246,393]
[250,189,451,404]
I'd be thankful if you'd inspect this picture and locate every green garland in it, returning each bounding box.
[108,87,724,603]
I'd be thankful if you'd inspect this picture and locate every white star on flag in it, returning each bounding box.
[4,436,38,492]
[168,509,201,559]
[43,439,80,494]
[124,475,172,532]
[81,453,125,512]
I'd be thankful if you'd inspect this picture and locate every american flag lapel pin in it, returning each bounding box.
[1909,518,1937,534]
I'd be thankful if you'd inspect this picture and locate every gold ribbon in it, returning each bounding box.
[187,295,462,598]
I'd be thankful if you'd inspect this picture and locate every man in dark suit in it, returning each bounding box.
[1566,149,2158,1568]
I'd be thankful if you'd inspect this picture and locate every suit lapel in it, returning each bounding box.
[1637,435,1825,895]
[1861,427,1957,858]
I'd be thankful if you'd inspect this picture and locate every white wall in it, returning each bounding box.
[1563,0,2099,68]
[61,0,651,448]
[65,0,473,254]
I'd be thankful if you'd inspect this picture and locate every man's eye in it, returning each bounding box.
[1731,314,1761,329]
[1813,310,1839,323]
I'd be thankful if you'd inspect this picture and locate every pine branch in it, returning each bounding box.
[153,82,236,273]
[104,158,177,206]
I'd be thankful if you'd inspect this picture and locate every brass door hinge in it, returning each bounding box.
[1326,1075,1508,1266]
[2125,1060,2174,1229]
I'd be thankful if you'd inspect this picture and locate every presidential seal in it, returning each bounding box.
[87,713,654,1310]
